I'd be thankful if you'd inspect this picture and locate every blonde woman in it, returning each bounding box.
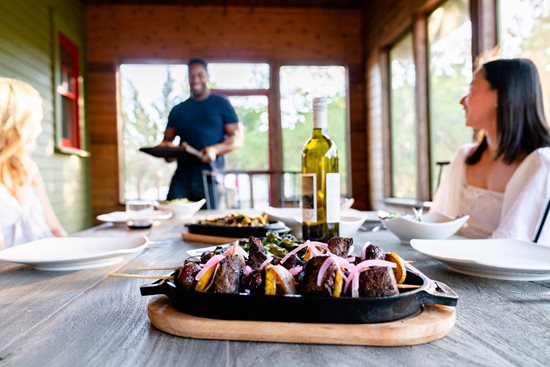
[0,77,65,249]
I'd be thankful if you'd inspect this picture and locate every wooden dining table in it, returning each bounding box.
[1,213,549,367]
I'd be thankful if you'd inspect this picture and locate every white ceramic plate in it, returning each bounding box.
[0,236,149,271]
[96,210,172,224]
[263,207,380,225]
[411,238,550,281]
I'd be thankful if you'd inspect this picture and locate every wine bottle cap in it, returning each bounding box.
[313,98,328,129]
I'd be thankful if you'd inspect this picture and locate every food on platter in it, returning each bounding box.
[173,234,408,298]
[197,213,269,227]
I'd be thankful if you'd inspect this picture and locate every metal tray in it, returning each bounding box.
[185,221,291,238]
[141,269,458,324]
[140,146,198,159]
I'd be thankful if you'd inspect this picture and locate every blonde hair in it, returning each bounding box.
[0,77,43,198]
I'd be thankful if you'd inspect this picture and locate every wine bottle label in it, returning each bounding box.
[301,173,317,222]
[326,173,340,223]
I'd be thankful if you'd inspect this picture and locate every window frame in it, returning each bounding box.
[381,0,496,208]
[52,9,89,157]
[116,60,353,204]
[278,63,352,197]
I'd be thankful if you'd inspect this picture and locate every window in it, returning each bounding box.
[208,63,270,171]
[428,0,472,194]
[119,62,351,205]
[119,64,188,201]
[498,0,550,114]
[57,34,80,149]
[119,63,270,203]
[52,11,87,156]
[383,0,472,204]
[389,33,417,199]
[280,65,350,195]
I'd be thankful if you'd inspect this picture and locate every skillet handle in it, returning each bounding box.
[140,280,170,297]
[418,280,458,307]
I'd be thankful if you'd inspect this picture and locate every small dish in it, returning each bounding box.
[0,236,149,271]
[96,210,172,224]
[382,211,469,245]
[159,199,205,219]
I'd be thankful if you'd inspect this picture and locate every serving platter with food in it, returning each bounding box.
[141,233,457,324]
[184,213,291,238]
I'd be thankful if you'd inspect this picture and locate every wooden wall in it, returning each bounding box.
[0,0,92,233]
[85,4,368,216]
[363,0,432,208]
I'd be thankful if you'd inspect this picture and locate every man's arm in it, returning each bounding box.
[201,122,244,163]
[160,127,177,146]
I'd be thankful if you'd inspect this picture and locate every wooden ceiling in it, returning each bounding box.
[83,0,365,9]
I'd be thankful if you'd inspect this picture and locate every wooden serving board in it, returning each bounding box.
[181,231,240,245]
[147,296,456,346]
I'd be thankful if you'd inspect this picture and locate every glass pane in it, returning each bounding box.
[119,64,189,201]
[208,63,270,89]
[224,95,269,170]
[389,33,417,199]
[280,65,349,195]
[61,96,75,142]
[428,0,472,196]
[498,0,550,114]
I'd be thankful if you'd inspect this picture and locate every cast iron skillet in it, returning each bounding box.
[185,221,290,238]
[141,268,458,324]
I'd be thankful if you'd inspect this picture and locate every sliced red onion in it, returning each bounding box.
[316,254,355,287]
[260,257,274,270]
[307,241,329,249]
[355,259,396,271]
[288,265,303,276]
[223,244,249,259]
[194,254,225,281]
[280,242,310,264]
[316,255,334,287]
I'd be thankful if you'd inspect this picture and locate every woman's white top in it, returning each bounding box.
[432,144,550,245]
[458,185,503,238]
[0,183,53,247]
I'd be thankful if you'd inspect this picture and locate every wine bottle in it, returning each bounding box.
[301,98,340,242]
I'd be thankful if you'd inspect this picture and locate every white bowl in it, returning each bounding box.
[339,215,368,237]
[159,198,206,219]
[264,207,367,238]
[382,211,469,245]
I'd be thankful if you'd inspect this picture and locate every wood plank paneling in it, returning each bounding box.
[0,0,92,233]
[86,4,368,214]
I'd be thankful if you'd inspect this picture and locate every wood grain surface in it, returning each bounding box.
[181,231,240,245]
[147,295,456,346]
[1,217,550,366]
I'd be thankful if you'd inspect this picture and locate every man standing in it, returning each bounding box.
[160,58,243,207]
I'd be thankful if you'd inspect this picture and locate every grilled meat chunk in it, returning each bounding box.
[210,255,244,294]
[246,236,268,270]
[358,267,398,297]
[274,254,303,271]
[241,269,264,295]
[363,244,385,260]
[327,237,353,257]
[299,256,338,296]
[176,261,201,291]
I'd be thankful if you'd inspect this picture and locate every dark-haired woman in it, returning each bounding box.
[432,58,550,243]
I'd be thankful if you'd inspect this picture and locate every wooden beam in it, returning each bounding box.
[412,13,431,201]
[470,0,497,62]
